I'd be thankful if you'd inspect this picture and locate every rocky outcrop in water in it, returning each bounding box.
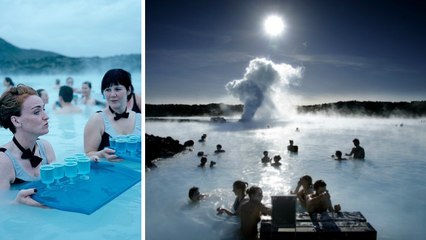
[145,134,192,168]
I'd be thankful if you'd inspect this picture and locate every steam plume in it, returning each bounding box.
[225,58,303,121]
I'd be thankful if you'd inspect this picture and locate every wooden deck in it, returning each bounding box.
[260,211,377,240]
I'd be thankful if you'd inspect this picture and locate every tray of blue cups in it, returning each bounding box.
[39,153,92,190]
[108,134,141,162]
[24,153,141,214]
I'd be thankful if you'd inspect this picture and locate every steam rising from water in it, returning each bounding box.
[225,58,303,121]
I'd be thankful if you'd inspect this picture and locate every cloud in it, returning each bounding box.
[225,58,303,121]
[0,0,140,57]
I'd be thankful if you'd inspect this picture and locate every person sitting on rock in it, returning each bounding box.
[261,151,271,163]
[287,140,298,153]
[214,144,225,153]
[306,180,341,215]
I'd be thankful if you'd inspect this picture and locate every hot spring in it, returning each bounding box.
[146,115,426,240]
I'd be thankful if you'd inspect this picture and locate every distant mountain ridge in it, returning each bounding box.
[0,38,141,74]
[146,101,426,118]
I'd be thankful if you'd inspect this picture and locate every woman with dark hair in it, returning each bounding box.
[0,85,56,207]
[217,180,249,216]
[84,69,141,161]
[3,77,15,91]
[127,84,141,113]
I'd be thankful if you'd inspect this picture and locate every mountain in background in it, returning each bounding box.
[146,101,426,118]
[0,38,141,74]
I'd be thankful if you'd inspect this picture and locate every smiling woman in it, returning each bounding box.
[264,15,285,37]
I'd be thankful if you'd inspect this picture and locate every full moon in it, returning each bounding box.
[264,15,285,37]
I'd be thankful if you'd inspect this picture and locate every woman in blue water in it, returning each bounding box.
[0,85,56,207]
[217,180,249,216]
[84,69,141,161]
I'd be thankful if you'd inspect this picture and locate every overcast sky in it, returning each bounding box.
[146,0,426,105]
[0,0,141,58]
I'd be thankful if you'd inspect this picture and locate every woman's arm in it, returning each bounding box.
[84,113,117,161]
[0,155,13,189]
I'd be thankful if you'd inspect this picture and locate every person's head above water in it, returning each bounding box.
[335,151,343,158]
[353,138,360,146]
[273,155,281,162]
[188,186,201,201]
[59,86,74,103]
[101,68,133,98]
[263,151,268,156]
[246,186,263,201]
[233,180,248,196]
[0,85,42,134]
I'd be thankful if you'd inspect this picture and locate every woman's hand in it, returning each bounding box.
[16,189,45,208]
[89,148,122,162]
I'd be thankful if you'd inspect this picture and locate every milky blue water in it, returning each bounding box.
[0,74,141,240]
[146,116,426,240]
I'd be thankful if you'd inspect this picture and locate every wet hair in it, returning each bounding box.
[233,180,248,192]
[353,138,360,145]
[216,144,222,149]
[0,85,37,133]
[101,69,133,97]
[246,186,262,197]
[200,157,208,164]
[301,175,313,186]
[82,81,92,89]
[313,180,327,191]
[59,86,74,103]
[335,151,342,158]
[36,89,46,97]
[4,77,14,86]
[263,151,268,155]
[188,187,199,200]
[273,155,281,162]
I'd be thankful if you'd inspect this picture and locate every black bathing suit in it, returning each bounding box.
[96,111,111,151]
[130,93,141,113]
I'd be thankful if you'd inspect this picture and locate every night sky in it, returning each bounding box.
[146,0,426,105]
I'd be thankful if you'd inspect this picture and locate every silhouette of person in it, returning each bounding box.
[345,138,365,159]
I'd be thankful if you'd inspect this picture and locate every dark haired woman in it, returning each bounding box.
[84,69,141,161]
[217,180,249,216]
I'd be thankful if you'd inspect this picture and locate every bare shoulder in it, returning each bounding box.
[0,150,13,175]
[86,111,104,128]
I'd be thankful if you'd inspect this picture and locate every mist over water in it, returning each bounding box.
[146,116,426,240]
[225,58,303,121]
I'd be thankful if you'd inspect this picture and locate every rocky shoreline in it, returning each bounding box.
[145,134,193,168]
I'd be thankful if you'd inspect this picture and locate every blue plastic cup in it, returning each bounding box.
[40,165,55,189]
[64,162,78,184]
[51,163,65,185]
[77,157,91,180]
[126,139,138,156]
[115,138,126,156]
[64,156,78,163]
[109,136,117,149]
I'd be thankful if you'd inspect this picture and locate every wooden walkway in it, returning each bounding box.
[260,211,377,240]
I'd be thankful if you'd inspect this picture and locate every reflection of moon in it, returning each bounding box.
[264,15,285,37]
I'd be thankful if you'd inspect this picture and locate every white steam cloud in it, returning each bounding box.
[226,58,303,121]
